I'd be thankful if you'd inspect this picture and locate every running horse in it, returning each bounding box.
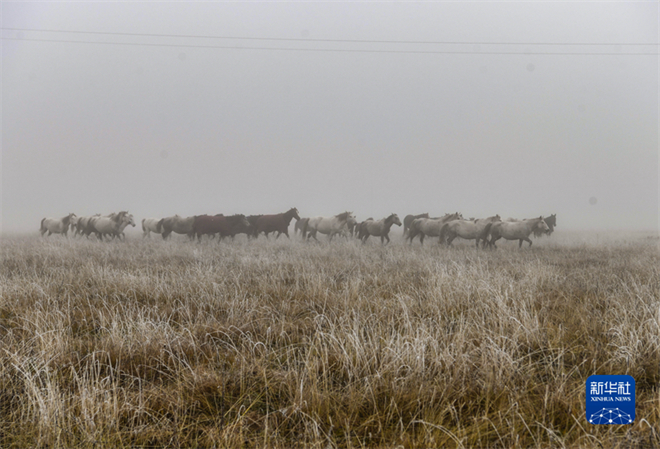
[485,216,550,248]
[40,213,76,237]
[304,212,354,242]
[402,213,430,239]
[159,215,196,240]
[192,214,251,241]
[75,214,101,238]
[407,212,462,245]
[90,211,136,240]
[358,213,402,245]
[142,218,164,238]
[254,208,300,239]
[439,215,501,248]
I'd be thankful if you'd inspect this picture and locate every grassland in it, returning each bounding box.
[1,231,658,448]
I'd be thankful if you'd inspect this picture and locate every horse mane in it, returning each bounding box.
[285,208,299,220]
[335,211,351,221]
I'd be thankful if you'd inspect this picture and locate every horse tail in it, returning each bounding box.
[480,222,494,246]
[407,220,420,243]
[40,217,46,231]
[141,218,146,232]
[301,218,310,238]
[438,222,449,245]
[157,218,165,233]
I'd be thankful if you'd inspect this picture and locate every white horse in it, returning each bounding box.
[90,211,135,241]
[142,218,164,238]
[486,216,550,248]
[407,212,462,245]
[114,212,136,239]
[304,212,354,242]
[439,215,501,248]
[160,215,196,240]
[358,213,402,245]
[40,213,76,237]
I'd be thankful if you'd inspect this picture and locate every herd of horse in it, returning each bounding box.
[39,209,557,249]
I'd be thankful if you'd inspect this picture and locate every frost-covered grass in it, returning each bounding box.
[1,231,658,448]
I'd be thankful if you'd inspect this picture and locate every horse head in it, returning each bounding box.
[536,216,550,233]
[388,213,402,227]
[288,208,301,221]
[122,214,136,227]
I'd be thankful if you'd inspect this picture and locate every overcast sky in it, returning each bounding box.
[2,2,658,233]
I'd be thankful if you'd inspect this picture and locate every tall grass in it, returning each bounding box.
[1,231,658,448]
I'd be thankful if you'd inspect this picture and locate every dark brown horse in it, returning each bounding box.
[254,208,300,239]
[193,214,250,241]
[232,215,262,239]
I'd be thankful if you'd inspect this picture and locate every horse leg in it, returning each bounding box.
[383,234,390,245]
[519,239,523,248]
[525,237,533,247]
[419,234,424,246]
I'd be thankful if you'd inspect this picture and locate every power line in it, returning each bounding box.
[2,27,658,46]
[2,37,658,56]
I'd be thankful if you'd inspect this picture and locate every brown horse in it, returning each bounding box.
[254,208,300,239]
[193,214,250,241]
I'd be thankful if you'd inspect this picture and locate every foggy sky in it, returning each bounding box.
[2,2,658,233]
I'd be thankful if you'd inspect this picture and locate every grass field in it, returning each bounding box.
[1,230,658,448]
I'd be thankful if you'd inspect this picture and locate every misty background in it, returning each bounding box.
[2,2,658,234]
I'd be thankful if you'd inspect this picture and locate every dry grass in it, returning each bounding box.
[1,231,658,448]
